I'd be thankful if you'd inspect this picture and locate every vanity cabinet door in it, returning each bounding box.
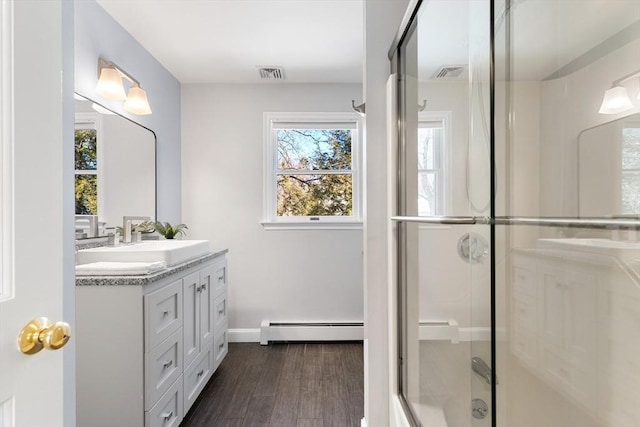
[199,266,214,350]
[183,267,215,370]
[183,272,201,369]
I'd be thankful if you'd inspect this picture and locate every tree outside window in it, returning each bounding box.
[75,119,98,215]
[263,113,362,228]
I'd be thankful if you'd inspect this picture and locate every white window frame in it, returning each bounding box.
[74,112,104,219]
[262,112,363,230]
[418,111,452,216]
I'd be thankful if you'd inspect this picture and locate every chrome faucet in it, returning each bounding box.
[472,356,497,385]
[122,216,151,243]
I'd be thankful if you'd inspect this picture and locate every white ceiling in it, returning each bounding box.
[416,0,639,82]
[98,0,637,85]
[97,0,365,84]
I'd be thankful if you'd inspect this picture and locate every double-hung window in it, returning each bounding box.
[74,113,101,216]
[263,112,362,229]
[417,111,450,216]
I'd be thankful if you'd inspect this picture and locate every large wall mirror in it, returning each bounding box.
[74,94,156,239]
[579,113,640,218]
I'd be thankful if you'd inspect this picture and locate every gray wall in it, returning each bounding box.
[74,0,181,223]
[181,83,364,332]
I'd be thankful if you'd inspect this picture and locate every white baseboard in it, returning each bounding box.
[228,328,261,342]
[361,417,367,427]
[260,320,364,345]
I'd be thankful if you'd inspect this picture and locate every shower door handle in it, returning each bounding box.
[391,216,482,224]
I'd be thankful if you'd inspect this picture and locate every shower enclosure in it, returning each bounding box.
[388,0,640,426]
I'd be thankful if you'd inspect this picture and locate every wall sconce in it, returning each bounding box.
[95,58,152,115]
[599,70,640,115]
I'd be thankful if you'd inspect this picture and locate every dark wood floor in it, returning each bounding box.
[181,342,364,427]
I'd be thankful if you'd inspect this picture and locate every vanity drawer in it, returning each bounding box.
[145,279,183,351]
[213,292,227,333]
[145,376,183,427]
[212,259,227,298]
[145,329,183,410]
[213,325,228,370]
[184,346,213,414]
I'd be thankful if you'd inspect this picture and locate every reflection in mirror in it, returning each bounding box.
[579,113,640,217]
[74,94,156,239]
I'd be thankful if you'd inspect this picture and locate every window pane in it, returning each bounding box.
[75,128,97,170]
[417,126,442,170]
[418,172,436,216]
[277,174,352,216]
[277,129,352,171]
[622,171,640,214]
[622,126,640,170]
[75,175,97,215]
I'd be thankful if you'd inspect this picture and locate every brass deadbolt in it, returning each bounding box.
[18,317,71,354]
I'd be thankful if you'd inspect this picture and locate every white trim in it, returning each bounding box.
[361,417,367,427]
[0,0,14,302]
[262,112,363,226]
[227,328,261,343]
[418,110,452,215]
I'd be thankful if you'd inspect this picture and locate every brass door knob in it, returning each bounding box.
[18,317,71,354]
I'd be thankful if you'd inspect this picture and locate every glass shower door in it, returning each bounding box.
[494,1,640,426]
[393,1,493,426]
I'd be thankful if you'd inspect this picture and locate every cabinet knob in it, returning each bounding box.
[197,369,204,377]
[163,359,173,369]
[18,317,71,354]
[161,411,173,421]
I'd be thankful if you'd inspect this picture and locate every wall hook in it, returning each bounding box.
[351,100,365,115]
[418,99,427,112]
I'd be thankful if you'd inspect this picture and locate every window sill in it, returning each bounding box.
[260,220,363,231]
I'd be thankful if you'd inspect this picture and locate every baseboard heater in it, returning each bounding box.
[419,320,460,343]
[260,320,364,345]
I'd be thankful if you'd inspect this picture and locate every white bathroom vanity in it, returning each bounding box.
[75,245,228,427]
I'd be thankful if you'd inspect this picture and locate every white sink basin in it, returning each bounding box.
[537,238,640,259]
[77,240,211,267]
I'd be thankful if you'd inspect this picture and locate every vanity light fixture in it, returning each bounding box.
[123,83,152,115]
[95,65,127,100]
[598,86,633,114]
[95,58,152,115]
[598,70,640,115]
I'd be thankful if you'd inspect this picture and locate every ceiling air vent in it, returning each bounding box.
[433,65,465,79]
[258,66,286,80]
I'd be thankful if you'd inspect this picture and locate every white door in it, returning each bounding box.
[0,1,74,426]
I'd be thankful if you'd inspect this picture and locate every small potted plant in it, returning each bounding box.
[154,221,188,239]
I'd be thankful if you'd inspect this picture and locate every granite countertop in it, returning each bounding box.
[75,248,228,286]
